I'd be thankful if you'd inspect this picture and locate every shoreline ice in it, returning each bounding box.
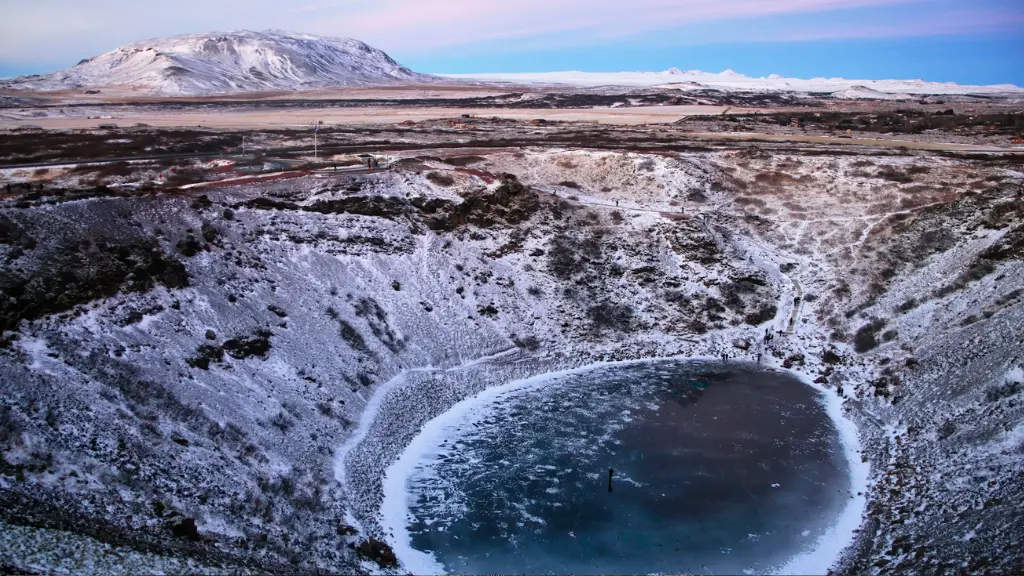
[372,356,870,575]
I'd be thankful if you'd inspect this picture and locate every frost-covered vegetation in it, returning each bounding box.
[1,146,1022,574]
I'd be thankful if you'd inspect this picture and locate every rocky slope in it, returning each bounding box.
[1,30,432,96]
[0,147,1022,574]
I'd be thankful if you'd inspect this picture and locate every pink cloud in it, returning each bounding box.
[1,0,1019,66]
[308,0,932,49]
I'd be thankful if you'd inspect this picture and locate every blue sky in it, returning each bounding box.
[404,34,1024,86]
[1,0,1022,85]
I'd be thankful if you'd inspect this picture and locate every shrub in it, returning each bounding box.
[986,380,1022,403]
[426,172,455,186]
[442,155,486,167]
[0,233,188,331]
[744,305,777,326]
[876,166,913,183]
[0,405,23,445]
[822,350,843,364]
[201,223,217,243]
[588,302,634,332]
[547,234,582,279]
[897,298,918,313]
[357,538,398,568]
[338,320,368,352]
[222,330,273,360]
[513,335,541,351]
[176,235,202,257]
[853,319,887,353]
[187,344,224,370]
[269,411,294,433]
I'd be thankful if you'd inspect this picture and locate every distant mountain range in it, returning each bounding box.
[1,30,432,96]
[3,30,1020,98]
[444,69,1024,97]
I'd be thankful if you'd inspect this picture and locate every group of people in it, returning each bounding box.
[718,328,779,365]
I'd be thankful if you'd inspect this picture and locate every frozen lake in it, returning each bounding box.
[387,361,854,575]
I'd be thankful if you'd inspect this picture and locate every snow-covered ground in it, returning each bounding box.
[444,68,1024,95]
[1,147,1022,573]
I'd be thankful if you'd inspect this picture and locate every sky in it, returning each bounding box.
[0,0,1022,84]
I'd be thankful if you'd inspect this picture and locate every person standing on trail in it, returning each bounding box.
[616,199,619,207]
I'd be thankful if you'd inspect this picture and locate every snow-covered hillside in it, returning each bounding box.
[445,68,1024,96]
[1,147,1022,573]
[2,30,432,96]
[830,85,914,101]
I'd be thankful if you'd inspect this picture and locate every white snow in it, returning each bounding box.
[2,30,431,96]
[444,69,1023,95]
[773,368,870,576]
[831,85,914,101]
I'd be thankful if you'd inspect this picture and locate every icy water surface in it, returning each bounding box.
[397,361,851,575]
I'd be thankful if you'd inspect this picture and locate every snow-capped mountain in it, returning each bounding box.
[831,85,914,101]
[2,30,432,96]
[445,69,1024,96]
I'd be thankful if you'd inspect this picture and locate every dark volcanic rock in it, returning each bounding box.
[222,330,273,360]
[356,538,397,568]
[165,515,200,541]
